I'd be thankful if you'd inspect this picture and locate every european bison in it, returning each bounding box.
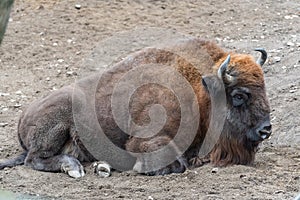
[0,38,272,178]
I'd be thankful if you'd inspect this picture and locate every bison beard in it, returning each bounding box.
[0,38,271,178]
[210,123,258,166]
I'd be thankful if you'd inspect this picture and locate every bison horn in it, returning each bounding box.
[254,48,267,66]
[217,55,236,84]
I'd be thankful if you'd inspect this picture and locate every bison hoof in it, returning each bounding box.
[61,157,85,178]
[189,156,210,168]
[92,161,111,178]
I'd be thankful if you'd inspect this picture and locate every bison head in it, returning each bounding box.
[202,49,271,166]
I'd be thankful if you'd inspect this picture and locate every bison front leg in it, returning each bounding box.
[91,161,111,178]
[142,156,187,176]
[126,136,188,176]
[23,123,85,178]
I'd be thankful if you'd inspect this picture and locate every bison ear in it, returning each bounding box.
[202,75,223,95]
[201,76,211,93]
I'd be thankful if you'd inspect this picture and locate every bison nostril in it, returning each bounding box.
[258,128,272,140]
[264,125,272,132]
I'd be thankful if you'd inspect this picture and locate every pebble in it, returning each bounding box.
[66,71,77,76]
[57,59,64,63]
[284,15,298,20]
[211,168,218,173]
[0,122,8,127]
[15,90,23,95]
[274,190,285,194]
[75,4,81,9]
[0,92,10,96]
[273,56,281,62]
[286,42,295,47]
[13,104,22,108]
[269,49,281,53]
[240,174,247,178]
[148,196,154,200]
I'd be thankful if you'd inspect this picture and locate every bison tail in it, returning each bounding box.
[0,151,27,170]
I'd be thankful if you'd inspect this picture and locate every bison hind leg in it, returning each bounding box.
[61,155,85,178]
[0,151,27,170]
[23,122,85,178]
[25,153,85,178]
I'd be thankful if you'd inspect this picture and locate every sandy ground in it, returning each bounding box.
[0,0,299,199]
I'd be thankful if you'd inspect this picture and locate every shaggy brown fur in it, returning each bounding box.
[0,38,271,177]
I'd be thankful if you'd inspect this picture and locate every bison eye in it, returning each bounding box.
[231,88,250,107]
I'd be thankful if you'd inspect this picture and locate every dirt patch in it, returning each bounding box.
[0,0,299,199]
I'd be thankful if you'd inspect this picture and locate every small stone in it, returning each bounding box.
[46,77,50,81]
[66,71,77,76]
[274,190,284,194]
[269,49,281,53]
[75,4,81,9]
[284,15,299,20]
[0,122,8,127]
[15,90,22,95]
[66,71,73,76]
[240,174,247,178]
[211,168,218,173]
[4,167,10,171]
[57,59,64,63]
[13,104,22,108]
[289,89,297,93]
[286,42,295,47]
[37,5,44,10]
[148,196,154,200]
[0,92,10,96]
[274,57,281,62]
[53,42,58,46]
[284,15,292,19]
